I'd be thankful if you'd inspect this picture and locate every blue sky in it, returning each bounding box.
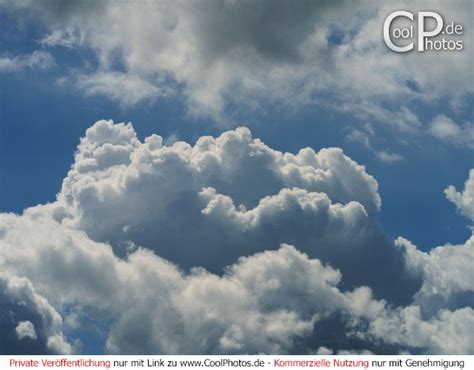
[0,0,473,356]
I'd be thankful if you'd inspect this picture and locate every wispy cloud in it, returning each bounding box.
[429,114,474,149]
[346,127,403,163]
[0,51,54,72]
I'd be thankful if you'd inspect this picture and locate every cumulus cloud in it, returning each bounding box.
[397,236,474,315]
[0,51,54,72]
[0,210,394,354]
[0,208,368,354]
[31,120,419,303]
[367,305,474,355]
[0,120,473,354]
[445,169,474,222]
[16,321,37,341]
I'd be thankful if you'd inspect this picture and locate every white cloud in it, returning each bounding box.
[0,51,54,72]
[39,29,84,48]
[16,321,37,341]
[0,209,372,354]
[0,120,473,354]
[33,120,420,303]
[0,0,472,355]
[75,72,171,106]
[375,151,403,163]
[3,1,472,128]
[429,115,462,139]
[445,169,474,222]
[429,115,474,149]
[368,305,474,355]
[0,208,391,354]
[397,235,474,316]
[3,206,472,354]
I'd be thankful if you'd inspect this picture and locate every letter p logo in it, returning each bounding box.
[418,11,444,51]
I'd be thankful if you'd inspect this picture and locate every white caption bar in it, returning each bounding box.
[1,355,471,370]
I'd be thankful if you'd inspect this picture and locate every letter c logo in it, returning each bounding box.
[384,11,414,52]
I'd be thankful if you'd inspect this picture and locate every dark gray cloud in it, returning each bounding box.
[185,0,343,62]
